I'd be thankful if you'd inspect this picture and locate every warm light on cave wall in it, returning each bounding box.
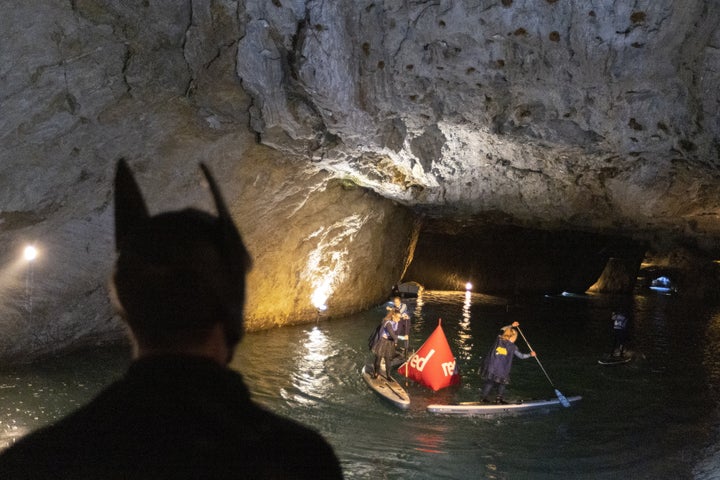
[305,214,367,312]
[0,244,41,293]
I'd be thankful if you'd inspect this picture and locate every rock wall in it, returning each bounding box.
[0,1,418,361]
[238,0,720,249]
[2,0,720,361]
[234,150,419,330]
[588,258,644,295]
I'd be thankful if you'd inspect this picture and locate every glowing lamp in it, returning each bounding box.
[465,282,472,291]
[311,289,329,312]
[23,246,38,262]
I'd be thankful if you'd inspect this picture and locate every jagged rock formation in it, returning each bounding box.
[1,0,720,360]
[239,0,720,241]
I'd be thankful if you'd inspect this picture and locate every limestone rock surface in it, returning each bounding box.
[240,0,720,249]
[2,0,720,360]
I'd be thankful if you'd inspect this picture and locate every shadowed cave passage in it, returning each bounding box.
[403,223,647,296]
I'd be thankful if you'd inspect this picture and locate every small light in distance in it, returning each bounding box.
[465,282,473,291]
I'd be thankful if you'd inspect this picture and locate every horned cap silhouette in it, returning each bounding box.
[112,158,251,351]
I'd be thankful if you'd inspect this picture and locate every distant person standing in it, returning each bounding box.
[479,322,536,404]
[386,296,410,354]
[395,309,411,353]
[611,311,630,357]
[0,159,343,479]
[386,295,408,318]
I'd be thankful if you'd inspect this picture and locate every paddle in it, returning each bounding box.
[515,326,571,408]
[404,341,410,387]
[400,309,411,386]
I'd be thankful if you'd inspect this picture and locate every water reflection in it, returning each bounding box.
[413,290,424,318]
[457,291,474,362]
[0,346,129,450]
[412,427,448,454]
[409,290,425,343]
[284,326,332,406]
[462,290,471,322]
[0,421,29,450]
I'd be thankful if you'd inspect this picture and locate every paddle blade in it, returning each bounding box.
[555,389,571,408]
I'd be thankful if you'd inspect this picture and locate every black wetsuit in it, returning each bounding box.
[372,319,398,379]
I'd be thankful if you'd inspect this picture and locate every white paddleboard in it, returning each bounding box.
[362,364,411,410]
[598,354,632,365]
[427,395,582,415]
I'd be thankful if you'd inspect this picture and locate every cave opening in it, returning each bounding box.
[401,221,649,297]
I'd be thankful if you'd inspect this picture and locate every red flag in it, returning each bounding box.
[398,319,461,391]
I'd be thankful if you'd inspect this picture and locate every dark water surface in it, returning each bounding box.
[2,290,720,479]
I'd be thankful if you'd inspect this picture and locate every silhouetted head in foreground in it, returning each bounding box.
[112,159,251,362]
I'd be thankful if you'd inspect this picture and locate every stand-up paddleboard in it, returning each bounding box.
[362,365,410,410]
[598,354,632,365]
[427,395,582,415]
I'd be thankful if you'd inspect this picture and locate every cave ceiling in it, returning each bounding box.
[238,0,720,254]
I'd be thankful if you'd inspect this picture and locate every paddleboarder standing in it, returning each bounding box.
[479,322,536,404]
[386,296,410,356]
[386,296,409,320]
[372,310,401,380]
[611,311,629,357]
